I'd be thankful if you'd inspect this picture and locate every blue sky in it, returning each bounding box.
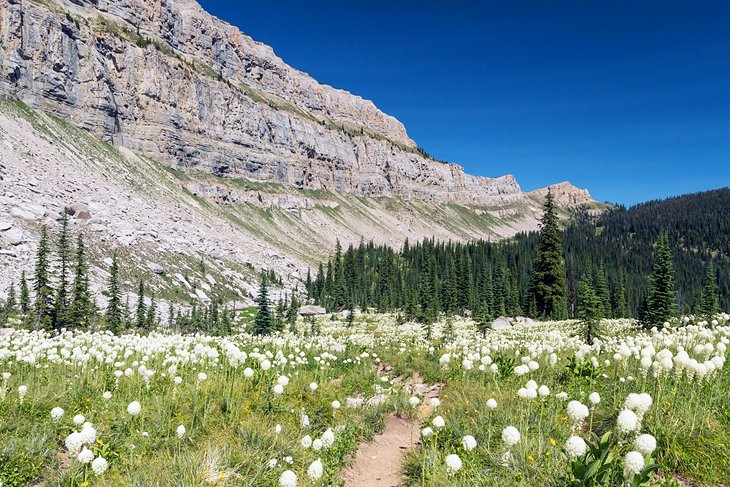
[198,1,730,205]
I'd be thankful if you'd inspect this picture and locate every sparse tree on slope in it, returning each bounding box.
[53,211,71,330]
[68,234,92,328]
[19,271,30,315]
[577,275,603,344]
[105,255,123,334]
[252,272,272,336]
[136,280,146,329]
[33,225,54,330]
[697,262,719,320]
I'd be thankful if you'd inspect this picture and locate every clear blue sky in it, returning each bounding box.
[198,1,730,205]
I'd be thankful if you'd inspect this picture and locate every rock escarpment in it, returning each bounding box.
[0,0,568,206]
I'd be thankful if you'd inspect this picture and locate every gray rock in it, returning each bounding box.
[0,221,12,231]
[491,316,512,330]
[147,262,164,274]
[1,228,24,245]
[366,394,387,407]
[299,305,326,316]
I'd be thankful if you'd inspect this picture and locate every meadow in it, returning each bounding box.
[0,313,727,486]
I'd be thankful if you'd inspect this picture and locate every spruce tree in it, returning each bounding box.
[595,263,611,318]
[646,233,676,327]
[105,255,123,333]
[69,234,91,328]
[577,275,603,344]
[53,211,71,330]
[33,225,54,330]
[252,272,272,335]
[288,294,300,328]
[697,262,719,319]
[135,280,146,328]
[145,295,156,329]
[531,191,568,320]
[19,271,30,314]
[5,283,17,313]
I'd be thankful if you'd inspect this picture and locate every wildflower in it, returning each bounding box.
[18,385,27,401]
[65,432,84,453]
[565,436,587,458]
[91,456,109,475]
[430,397,440,408]
[589,392,601,406]
[409,396,420,407]
[78,448,94,464]
[73,414,85,425]
[127,401,142,416]
[176,424,186,438]
[277,375,289,386]
[634,434,657,455]
[567,400,589,424]
[312,438,323,450]
[273,384,284,395]
[301,435,312,448]
[445,454,462,475]
[50,407,65,422]
[197,372,207,383]
[321,428,335,448]
[538,385,550,398]
[244,367,254,378]
[269,458,278,468]
[307,458,323,480]
[487,398,497,409]
[309,382,318,391]
[275,424,282,434]
[432,415,445,429]
[332,400,341,409]
[623,451,645,477]
[616,410,639,434]
[102,391,112,400]
[461,435,477,451]
[279,470,297,487]
[556,392,568,401]
[502,426,520,448]
[421,427,434,438]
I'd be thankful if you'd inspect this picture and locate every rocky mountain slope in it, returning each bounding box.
[0,0,600,305]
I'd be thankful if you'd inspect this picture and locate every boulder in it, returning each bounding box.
[491,316,512,330]
[0,220,12,231]
[299,305,326,316]
[147,262,164,274]
[512,316,536,326]
[1,227,24,245]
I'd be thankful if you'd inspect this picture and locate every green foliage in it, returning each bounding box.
[0,451,43,487]
[697,262,720,319]
[646,233,676,327]
[532,190,569,320]
[33,225,54,330]
[578,275,603,344]
[105,254,123,333]
[252,272,273,335]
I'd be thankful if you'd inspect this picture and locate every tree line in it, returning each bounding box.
[307,189,728,327]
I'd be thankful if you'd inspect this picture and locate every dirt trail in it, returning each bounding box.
[340,373,442,487]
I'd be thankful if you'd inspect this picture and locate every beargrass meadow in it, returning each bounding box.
[1,190,728,486]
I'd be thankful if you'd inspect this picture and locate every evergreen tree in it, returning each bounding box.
[53,211,71,330]
[5,283,17,313]
[274,297,286,332]
[577,275,603,344]
[252,272,273,336]
[288,294,300,328]
[145,295,156,329]
[697,262,719,319]
[611,273,628,318]
[19,271,29,314]
[68,234,91,328]
[33,225,54,330]
[105,255,123,333]
[135,280,146,328]
[646,233,676,327]
[531,191,568,320]
[595,263,611,318]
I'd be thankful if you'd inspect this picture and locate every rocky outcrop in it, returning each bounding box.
[528,182,594,207]
[0,0,574,207]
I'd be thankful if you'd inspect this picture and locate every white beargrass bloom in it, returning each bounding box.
[487,398,497,409]
[430,397,440,408]
[589,392,601,405]
[127,401,141,416]
[567,400,589,424]
[461,435,477,451]
[445,453,462,475]
[332,400,341,409]
[300,435,312,448]
[538,385,550,398]
[502,426,520,448]
[309,382,318,391]
[277,375,289,386]
[176,424,186,438]
[409,396,420,407]
[273,384,284,395]
[556,392,568,401]
[421,427,434,438]
[321,428,335,448]
[307,459,323,480]
[73,414,85,425]
[565,436,587,458]
[80,424,97,445]
[102,391,112,400]
[197,372,207,383]
[51,407,65,421]
[244,367,254,378]
[432,415,445,429]
[91,456,108,475]
[275,424,282,434]
[78,448,94,464]
[623,450,645,477]
[634,434,657,455]
[65,432,84,453]
[18,385,27,400]
[616,409,639,434]
[278,469,297,487]
[312,438,323,450]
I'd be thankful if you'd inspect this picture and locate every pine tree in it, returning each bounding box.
[595,263,611,318]
[288,294,300,328]
[19,271,30,314]
[68,234,91,328]
[135,280,146,328]
[274,298,286,332]
[577,275,603,344]
[105,255,123,333]
[252,272,272,336]
[646,233,676,327]
[611,273,628,318]
[145,295,156,329]
[53,211,71,330]
[33,225,54,330]
[531,191,568,319]
[697,262,719,319]
[5,283,17,313]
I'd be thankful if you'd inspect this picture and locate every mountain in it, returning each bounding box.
[0,0,601,305]
[312,188,730,317]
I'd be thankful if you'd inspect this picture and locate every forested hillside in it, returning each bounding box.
[308,188,730,319]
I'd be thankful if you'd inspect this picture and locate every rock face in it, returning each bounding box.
[0,0,587,207]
